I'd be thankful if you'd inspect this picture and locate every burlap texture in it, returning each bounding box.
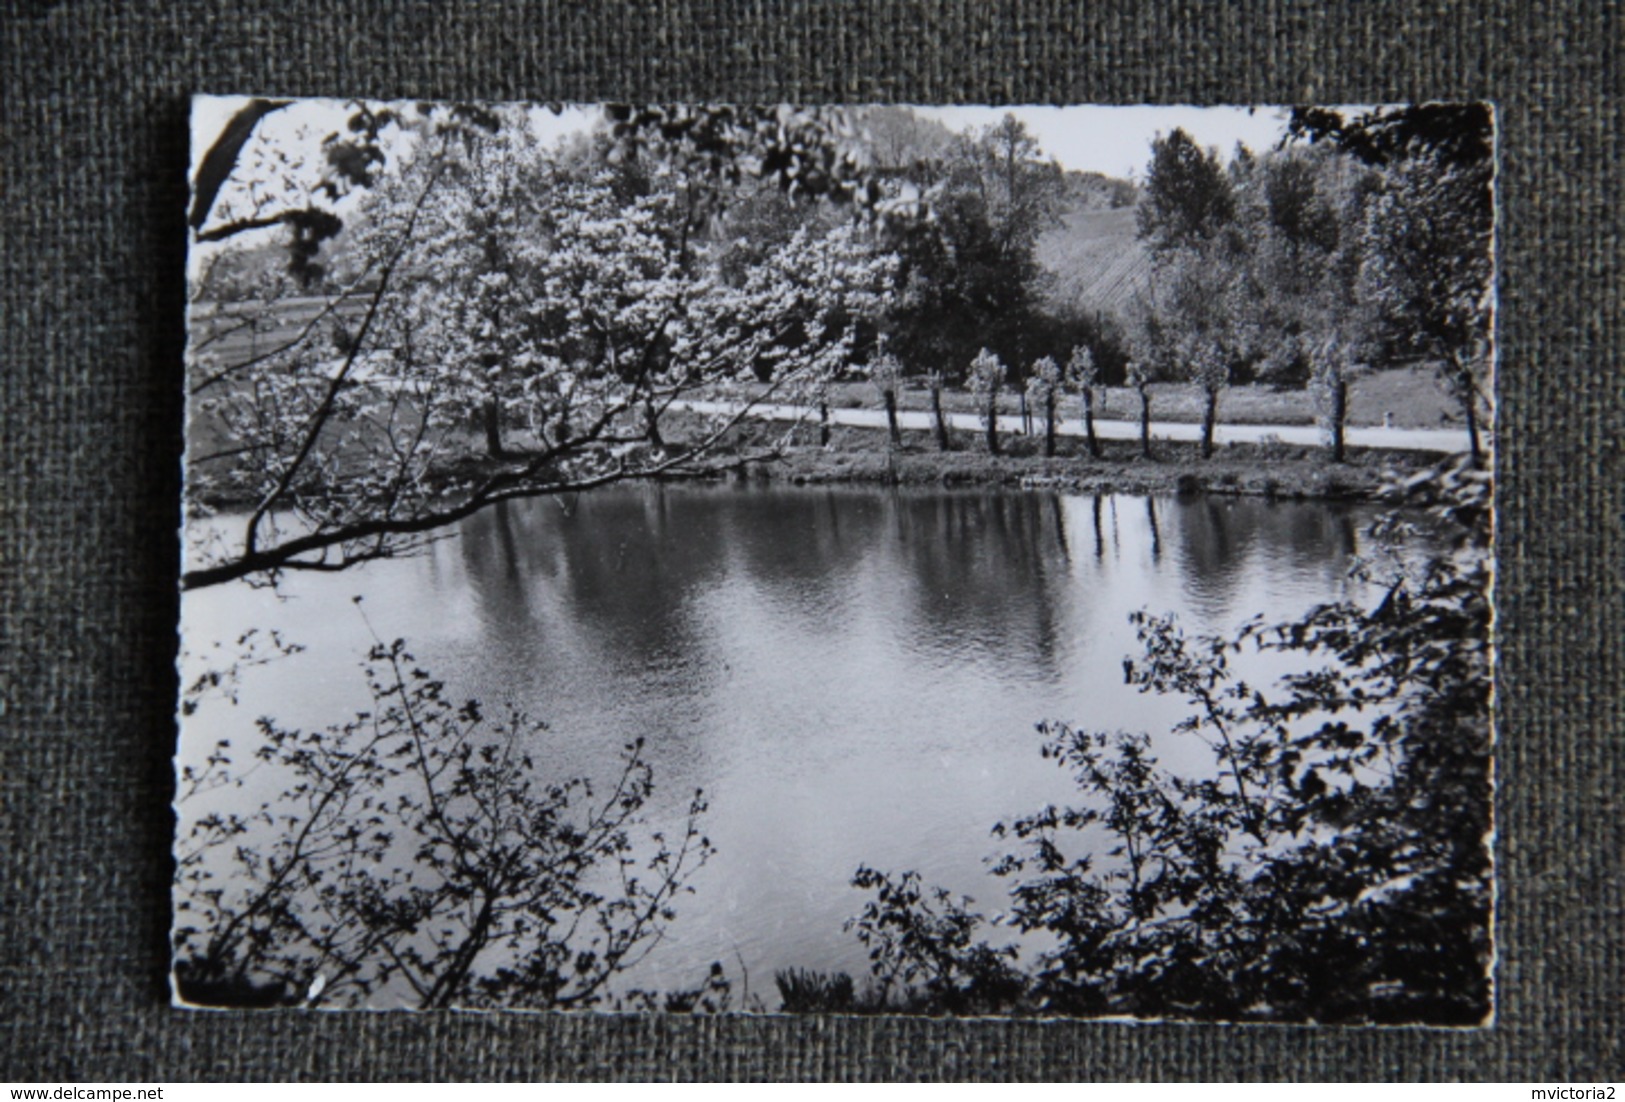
[1,0,1620,1082]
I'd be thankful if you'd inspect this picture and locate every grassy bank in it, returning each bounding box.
[188,406,1444,513]
[186,377,1453,513]
[719,419,1442,501]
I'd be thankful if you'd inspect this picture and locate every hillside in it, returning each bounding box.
[1035,203,1151,320]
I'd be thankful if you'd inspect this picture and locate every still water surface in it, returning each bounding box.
[182,484,1381,1004]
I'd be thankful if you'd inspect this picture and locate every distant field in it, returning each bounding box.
[188,295,373,369]
[1035,205,1149,317]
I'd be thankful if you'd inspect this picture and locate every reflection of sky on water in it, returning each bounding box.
[179,485,1392,1004]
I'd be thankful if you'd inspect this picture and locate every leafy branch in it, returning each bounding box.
[173,623,713,1010]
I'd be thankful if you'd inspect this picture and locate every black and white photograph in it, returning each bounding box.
[174,98,1495,1024]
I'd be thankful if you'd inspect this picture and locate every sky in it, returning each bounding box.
[192,97,1296,189]
[913,104,1292,178]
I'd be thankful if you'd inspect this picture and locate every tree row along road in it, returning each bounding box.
[672,399,1479,454]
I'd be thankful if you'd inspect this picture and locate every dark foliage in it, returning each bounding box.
[883,115,1066,384]
[1137,128,1237,254]
[191,99,500,285]
[604,103,884,210]
[174,628,713,1010]
[846,867,1028,1015]
[1287,104,1495,464]
[617,961,738,1014]
[830,460,1492,1023]
[1286,104,1494,170]
[774,968,859,1013]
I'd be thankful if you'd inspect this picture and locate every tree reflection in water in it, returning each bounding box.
[178,485,1390,1004]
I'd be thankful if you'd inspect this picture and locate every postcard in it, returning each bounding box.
[175,98,1494,1022]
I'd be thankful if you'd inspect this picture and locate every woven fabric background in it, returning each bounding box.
[1,0,1619,1082]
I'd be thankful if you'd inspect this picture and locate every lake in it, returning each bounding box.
[179,483,1384,1007]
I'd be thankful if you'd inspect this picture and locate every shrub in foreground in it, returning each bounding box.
[828,460,1492,1024]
